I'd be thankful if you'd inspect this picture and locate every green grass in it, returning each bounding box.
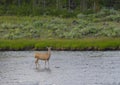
[0,15,120,39]
[0,38,120,51]
[0,13,120,51]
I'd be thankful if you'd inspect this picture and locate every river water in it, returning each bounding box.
[0,51,120,85]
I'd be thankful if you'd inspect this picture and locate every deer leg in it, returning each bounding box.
[35,62,37,69]
[48,60,49,66]
[45,60,47,66]
[38,61,40,68]
[35,59,37,68]
[35,59,39,69]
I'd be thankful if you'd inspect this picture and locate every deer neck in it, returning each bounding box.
[47,49,51,56]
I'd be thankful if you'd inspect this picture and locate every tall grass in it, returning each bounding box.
[0,38,120,51]
[0,16,120,39]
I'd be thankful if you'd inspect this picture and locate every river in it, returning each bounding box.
[0,51,120,85]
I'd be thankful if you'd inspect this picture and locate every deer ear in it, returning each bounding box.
[47,47,52,49]
[47,47,50,49]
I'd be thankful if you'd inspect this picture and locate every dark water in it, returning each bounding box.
[0,51,120,85]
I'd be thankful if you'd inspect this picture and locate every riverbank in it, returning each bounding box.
[0,38,120,51]
[0,14,120,39]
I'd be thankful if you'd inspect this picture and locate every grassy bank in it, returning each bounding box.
[0,38,120,51]
[0,9,120,51]
[0,9,120,39]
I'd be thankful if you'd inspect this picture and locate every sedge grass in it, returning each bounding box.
[0,38,120,51]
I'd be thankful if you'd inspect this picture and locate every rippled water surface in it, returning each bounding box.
[0,51,120,85]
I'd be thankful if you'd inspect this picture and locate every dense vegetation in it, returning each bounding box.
[0,0,120,51]
[0,0,120,17]
[0,8,120,39]
[0,8,120,51]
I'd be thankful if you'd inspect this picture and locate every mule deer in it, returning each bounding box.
[34,47,51,68]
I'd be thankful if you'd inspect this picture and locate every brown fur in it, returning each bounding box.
[34,47,51,68]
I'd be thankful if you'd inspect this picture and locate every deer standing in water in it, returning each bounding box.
[34,47,51,68]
